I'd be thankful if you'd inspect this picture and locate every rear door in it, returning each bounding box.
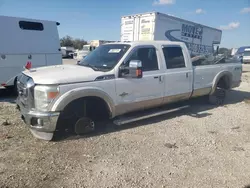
[137,15,155,41]
[121,17,135,41]
[161,45,193,103]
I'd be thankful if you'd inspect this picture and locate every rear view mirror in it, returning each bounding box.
[119,60,143,78]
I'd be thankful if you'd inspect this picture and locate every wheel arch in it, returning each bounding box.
[210,71,233,95]
[51,87,116,118]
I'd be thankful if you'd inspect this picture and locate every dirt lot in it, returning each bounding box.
[1,65,250,188]
[63,59,77,65]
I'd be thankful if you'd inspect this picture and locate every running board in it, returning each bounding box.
[113,105,190,126]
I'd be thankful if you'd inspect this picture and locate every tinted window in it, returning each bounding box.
[125,47,158,71]
[163,46,186,69]
[19,21,44,31]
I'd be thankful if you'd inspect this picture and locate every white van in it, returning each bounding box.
[0,15,62,90]
[243,48,250,64]
[61,46,75,58]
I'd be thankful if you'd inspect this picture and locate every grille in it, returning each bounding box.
[17,74,35,109]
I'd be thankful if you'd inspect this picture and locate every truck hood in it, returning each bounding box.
[23,64,104,84]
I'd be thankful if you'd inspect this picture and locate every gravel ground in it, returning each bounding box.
[62,59,77,65]
[0,65,250,188]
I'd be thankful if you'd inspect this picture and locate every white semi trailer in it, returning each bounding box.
[121,12,222,56]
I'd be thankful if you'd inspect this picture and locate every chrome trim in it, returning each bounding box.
[114,105,189,126]
[17,95,59,133]
[17,77,60,140]
[17,74,35,109]
[95,74,115,81]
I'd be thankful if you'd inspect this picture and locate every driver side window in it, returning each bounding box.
[124,47,159,72]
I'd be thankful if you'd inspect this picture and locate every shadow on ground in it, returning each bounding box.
[53,88,250,141]
[0,88,16,104]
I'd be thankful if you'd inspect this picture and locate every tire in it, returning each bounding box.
[57,100,96,135]
[74,117,95,135]
[208,87,226,106]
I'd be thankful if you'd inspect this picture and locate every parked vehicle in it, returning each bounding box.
[243,48,250,64]
[74,40,115,63]
[121,12,222,56]
[61,46,75,59]
[0,15,62,90]
[231,48,238,57]
[235,46,250,57]
[16,41,242,141]
[74,45,95,63]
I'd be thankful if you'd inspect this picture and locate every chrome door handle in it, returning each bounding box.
[154,76,163,82]
[119,92,128,97]
[186,73,188,78]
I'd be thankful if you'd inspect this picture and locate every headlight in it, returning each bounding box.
[34,85,59,111]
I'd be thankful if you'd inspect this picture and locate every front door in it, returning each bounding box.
[115,45,164,115]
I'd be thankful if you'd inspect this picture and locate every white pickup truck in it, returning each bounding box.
[16,41,242,141]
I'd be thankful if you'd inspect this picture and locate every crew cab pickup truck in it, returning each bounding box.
[16,41,242,141]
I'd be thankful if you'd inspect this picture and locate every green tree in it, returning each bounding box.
[60,35,87,50]
[60,35,74,47]
[73,38,88,50]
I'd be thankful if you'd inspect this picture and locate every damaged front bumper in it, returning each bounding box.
[17,100,60,141]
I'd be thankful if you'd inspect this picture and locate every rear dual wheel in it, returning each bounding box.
[208,87,226,105]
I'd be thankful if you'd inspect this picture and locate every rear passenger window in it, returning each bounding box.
[162,46,186,69]
[125,47,158,71]
[19,21,44,31]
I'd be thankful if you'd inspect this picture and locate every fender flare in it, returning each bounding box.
[210,71,233,95]
[50,87,116,118]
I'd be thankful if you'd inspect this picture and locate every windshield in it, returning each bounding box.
[79,44,130,71]
[244,51,250,56]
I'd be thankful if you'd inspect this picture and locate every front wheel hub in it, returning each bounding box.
[74,117,95,135]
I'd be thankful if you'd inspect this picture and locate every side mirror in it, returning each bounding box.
[119,60,143,78]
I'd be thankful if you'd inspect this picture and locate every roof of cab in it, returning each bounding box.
[104,40,185,46]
